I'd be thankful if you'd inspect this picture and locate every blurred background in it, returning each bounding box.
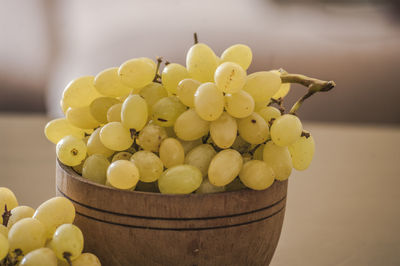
[1,0,400,123]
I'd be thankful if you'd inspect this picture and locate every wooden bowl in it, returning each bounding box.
[56,160,288,266]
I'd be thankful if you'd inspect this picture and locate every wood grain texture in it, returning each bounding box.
[56,160,288,266]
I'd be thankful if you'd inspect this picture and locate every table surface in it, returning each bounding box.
[1,113,399,266]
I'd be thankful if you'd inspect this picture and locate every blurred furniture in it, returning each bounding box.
[1,114,399,265]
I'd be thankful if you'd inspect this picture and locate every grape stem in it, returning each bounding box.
[194,32,198,44]
[63,252,72,266]
[2,205,11,227]
[280,72,336,114]
[153,57,163,83]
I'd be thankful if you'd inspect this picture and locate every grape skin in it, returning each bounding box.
[107,160,139,190]
[0,234,8,261]
[158,165,203,194]
[118,57,156,89]
[56,136,87,167]
[242,71,281,103]
[130,151,164,183]
[44,118,85,144]
[270,114,303,147]
[121,94,148,131]
[7,206,35,229]
[214,62,247,93]
[210,112,237,149]
[94,67,132,97]
[19,247,57,266]
[208,149,243,187]
[225,90,255,118]
[82,154,110,185]
[106,103,122,123]
[62,76,102,108]
[289,131,315,171]
[162,63,190,94]
[159,138,185,168]
[100,122,134,151]
[0,187,18,224]
[176,79,201,108]
[8,218,46,255]
[151,96,187,127]
[239,160,275,190]
[137,123,168,152]
[87,128,115,157]
[263,141,292,181]
[184,144,216,177]
[186,43,218,83]
[71,253,101,266]
[174,109,210,141]
[237,113,269,144]
[220,44,253,70]
[194,82,224,121]
[51,224,84,262]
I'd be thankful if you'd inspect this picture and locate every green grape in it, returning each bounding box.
[94,67,132,97]
[0,187,18,224]
[179,138,203,155]
[184,144,216,177]
[89,97,120,124]
[62,76,103,108]
[130,151,164,183]
[33,197,75,240]
[51,224,83,262]
[270,114,303,147]
[214,62,247,93]
[139,82,168,113]
[288,131,315,170]
[208,149,243,187]
[186,43,218,82]
[87,128,114,157]
[158,165,203,194]
[111,152,132,162]
[107,160,139,189]
[82,154,110,184]
[253,144,265,160]
[66,106,101,129]
[0,225,7,238]
[237,113,269,144]
[56,136,87,166]
[225,90,255,118]
[44,118,85,144]
[151,96,187,127]
[196,178,225,194]
[118,57,156,88]
[194,82,224,121]
[121,94,148,131]
[243,71,281,103]
[231,135,251,154]
[8,218,46,255]
[161,63,190,94]
[210,112,237,149]
[135,181,159,193]
[20,247,57,266]
[263,141,292,181]
[72,253,101,266]
[174,109,210,141]
[256,106,281,124]
[220,44,252,70]
[100,122,133,151]
[137,123,168,152]
[271,70,290,100]
[0,234,9,261]
[7,206,35,229]
[239,160,275,190]
[159,138,185,168]
[176,78,201,107]
[225,177,246,192]
[106,103,122,122]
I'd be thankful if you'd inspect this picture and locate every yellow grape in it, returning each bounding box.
[44,118,85,144]
[225,90,255,118]
[111,152,132,162]
[196,178,225,194]
[220,44,252,70]
[62,76,103,108]
[66,106,100,129]
[8,218,46,254]
[0,225,7,238]
[121,94,148,131]
[130,151,164,183]
[118,57,156,88]
[137,123,168,152]
[184,144,216,177]
[239,160,275,190]
[256,106,281,124]
[210,112,237,149]
[0,187,19,224]
[139,82,168,113]
[263,141,292,181]
[254,100,269,112]
[20,247,57,266]
[270,114,303,147]
[51,224,83,262]
[208,149,243,187]
[0,234,8,260]
[194,82,224,121]
[176,78,201,107]
[162,63,190,94]
[107,160,139,190]
[72,253,101,266]
[33,197,75,240]
[151,96,187,127]
[90,97,120,124]
[82,154,110,184]
[94,67,132,97]
[179,138,203,155]
[237,112,269,144]
[243,71,281,103]
[7,206,35,229]
[158,165,203,194]
[100,122,133,151]
[288,131,315,170]
[56,136,87,166]
[159,138,185,168]
[186,43,218,82]
[271,70,290,100]
[106,103,122,122]
[214,62,247,93]
[87,128,114,157]
[174,109,210,141]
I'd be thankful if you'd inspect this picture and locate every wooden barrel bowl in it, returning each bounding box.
[56,160,288,266]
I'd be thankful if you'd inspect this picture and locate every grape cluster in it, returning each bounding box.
[0,187,101,266]
[45,38,320,194]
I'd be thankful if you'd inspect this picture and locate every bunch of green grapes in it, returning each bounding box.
[45,34,331,195]
[0,187,101,266]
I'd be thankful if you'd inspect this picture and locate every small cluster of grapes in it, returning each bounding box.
[0,187,100,266]
[46,35,333,194]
